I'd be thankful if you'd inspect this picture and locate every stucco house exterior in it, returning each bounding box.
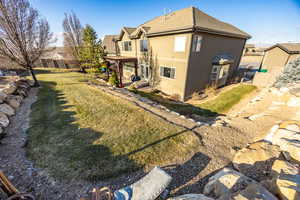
[253,43,300,87]
[103,35,119,56]
[109,7,251,100]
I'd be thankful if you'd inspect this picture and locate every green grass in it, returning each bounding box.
[27,69,199,181]
[198,84,257,113]
[131,84,257,116]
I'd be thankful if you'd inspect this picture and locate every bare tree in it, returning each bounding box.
[0,0,53,86]
[63,12,84,71]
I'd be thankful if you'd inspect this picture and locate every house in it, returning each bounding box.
[253,43,300,87]
[111,7,251,100]
[103,35,119,55]
[243,44,255,54]
[39,47,79,69]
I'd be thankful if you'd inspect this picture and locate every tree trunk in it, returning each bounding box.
[29,67,40,87]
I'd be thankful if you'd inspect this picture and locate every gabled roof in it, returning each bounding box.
[117,7,250,40]
[265,43,300,54]
[103,35,119,54]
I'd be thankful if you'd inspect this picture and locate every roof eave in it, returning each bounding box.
[265,44,300,54]
[194,27,251,39]
[146,27,194,37]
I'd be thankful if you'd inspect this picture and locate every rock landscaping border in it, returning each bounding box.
[0,76,33,139]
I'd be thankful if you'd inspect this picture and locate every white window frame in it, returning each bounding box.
[174,36,186,52]
[160,66,176,79]
[192,35,202,52]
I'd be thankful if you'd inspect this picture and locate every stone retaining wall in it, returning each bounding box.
[0,76,33,139]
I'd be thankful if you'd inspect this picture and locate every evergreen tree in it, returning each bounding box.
[80,24,105,69]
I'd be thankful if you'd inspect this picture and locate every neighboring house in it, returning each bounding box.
[243,44,255,54]
[113,7,251,100]
[39,47,79,69]
[253,43,300,87]
[103,35,119,55]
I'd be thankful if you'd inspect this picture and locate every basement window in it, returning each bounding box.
[174,36,186,52]
[160,66,175,79]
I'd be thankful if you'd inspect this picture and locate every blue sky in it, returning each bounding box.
[30,0,300,46]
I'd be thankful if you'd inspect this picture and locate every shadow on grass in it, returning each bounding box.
[26,80,140,182]
[131,90,218,117]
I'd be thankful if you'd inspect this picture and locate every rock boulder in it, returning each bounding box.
[203,168,255,198]
[6,95,23,109]
[0,103,15,116]
[0,112,9,127]
[0,91,7,103]
[233,141,281,181]
[168,194,214,200]
[271,160,300,200]
[269,121,300,162]
[220,183,278,200]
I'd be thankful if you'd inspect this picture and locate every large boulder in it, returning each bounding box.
[1,83,17,95]
[6,95,23,109]
[219,183,278,200]
[0,103,15,116]
[203,168,255,198]
[271,160,300,200]
[168,194,214,200]
[269,121,300,162]
[0,112,9,127]
[15,88,28,97]
[0,91,7,103]
[233,141,281,181]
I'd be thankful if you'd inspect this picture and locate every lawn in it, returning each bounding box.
[26,69,199,181]
[132,84,257,116]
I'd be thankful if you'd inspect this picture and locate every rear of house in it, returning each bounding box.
[109,7,250,100]
[253,43,300,87]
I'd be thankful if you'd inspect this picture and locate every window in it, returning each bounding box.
[140,40,148,52]
[122,41,132,51]
[218,64,230,79]
[192,35,202,52]
[160,66,175,79]
[174,36,186,52]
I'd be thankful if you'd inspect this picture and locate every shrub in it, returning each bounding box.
[108,71,119,86]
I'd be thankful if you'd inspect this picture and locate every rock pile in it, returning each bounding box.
[0,76,32,139]
[274,56,300,88]
[168,87,300,200]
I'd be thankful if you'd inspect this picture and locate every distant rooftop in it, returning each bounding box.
[266,43,300,54]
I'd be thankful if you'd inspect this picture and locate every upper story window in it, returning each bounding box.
[160,66,175,79]
[192,35,202,52]
[174,36,186,52]
[122,41,132,51]
[140,39,148,52]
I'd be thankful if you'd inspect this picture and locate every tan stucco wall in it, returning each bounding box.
[261,47,290,71]
[149,33,192,99]
[119,32,192,100]
[184,32,245,98]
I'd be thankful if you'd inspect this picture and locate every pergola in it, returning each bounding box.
[105,56,138,87]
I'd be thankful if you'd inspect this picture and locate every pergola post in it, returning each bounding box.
[134,61,138,76]
[119,62,123,88]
